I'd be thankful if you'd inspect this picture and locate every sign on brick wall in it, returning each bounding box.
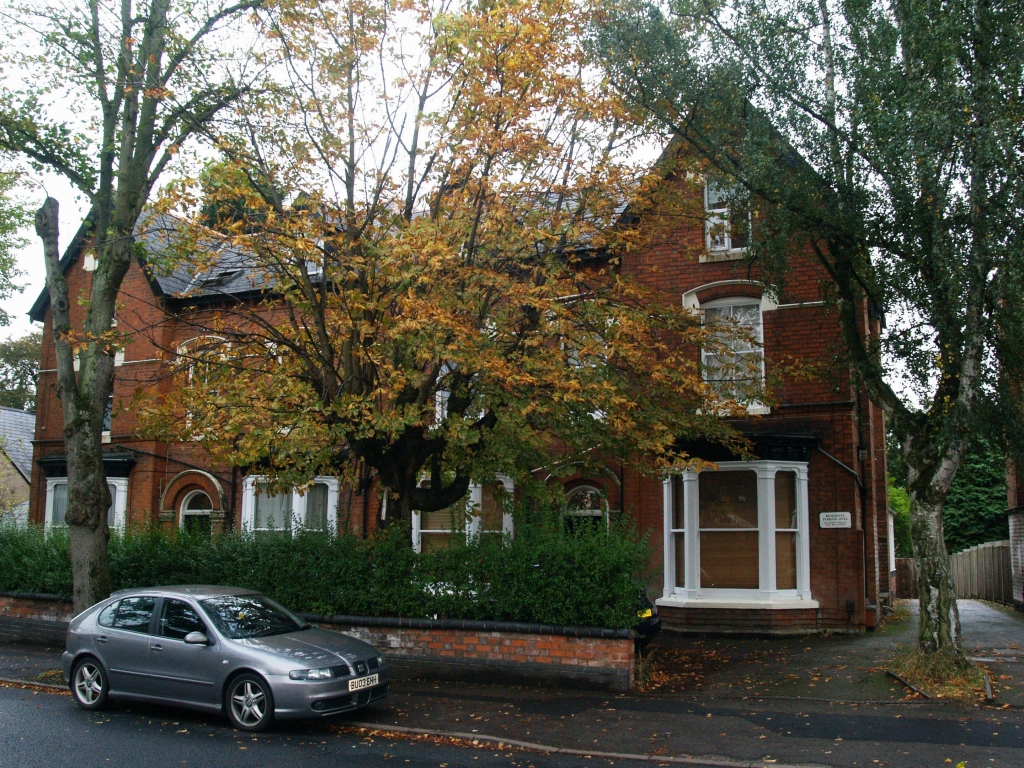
[819,511,852,529]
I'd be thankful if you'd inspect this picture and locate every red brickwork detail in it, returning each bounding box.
[327,624,634,688]
[0,595,75,622]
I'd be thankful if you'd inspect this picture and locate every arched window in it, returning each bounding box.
[176,335,228,386]
[564,485,608,534]
[180,490,213,535]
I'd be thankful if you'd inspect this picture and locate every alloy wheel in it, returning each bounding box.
[230,680,267,727]
[71,660,107,709]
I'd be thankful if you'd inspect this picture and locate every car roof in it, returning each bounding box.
[109,585,257,600]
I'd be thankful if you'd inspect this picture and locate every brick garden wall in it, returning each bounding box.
[327,622,634,691]
[0,593,74,646]
[0,594,634,690]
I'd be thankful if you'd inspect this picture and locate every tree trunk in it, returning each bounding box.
[36,198,113,613]
[909,494,963,658]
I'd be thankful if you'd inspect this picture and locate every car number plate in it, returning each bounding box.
[349,673,378,692]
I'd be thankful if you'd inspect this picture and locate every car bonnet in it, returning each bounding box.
[232,627,375,668]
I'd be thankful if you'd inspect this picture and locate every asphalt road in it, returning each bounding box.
[0,686,648,768]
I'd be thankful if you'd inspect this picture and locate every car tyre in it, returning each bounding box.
[225,673,274,732]
[70,657,109,711]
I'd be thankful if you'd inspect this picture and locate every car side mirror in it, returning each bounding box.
[184,631,210,645]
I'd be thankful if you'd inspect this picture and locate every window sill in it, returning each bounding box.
[699,249,747,263]
[656,596,819,611]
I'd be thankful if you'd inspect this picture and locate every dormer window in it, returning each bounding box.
[705,182,749,255]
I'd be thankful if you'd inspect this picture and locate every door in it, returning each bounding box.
[97,596,158,695]
[147,598,221,704]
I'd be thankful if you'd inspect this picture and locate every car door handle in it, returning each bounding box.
[96,635,108,644]
[150,643,163,652]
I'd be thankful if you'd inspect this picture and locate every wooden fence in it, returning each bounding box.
[894,541,1012,605]
[951,540,1013,605]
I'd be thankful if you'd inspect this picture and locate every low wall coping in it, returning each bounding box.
[298,613,633,639]
[0,591,70,603]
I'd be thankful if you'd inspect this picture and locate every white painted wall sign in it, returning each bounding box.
[819,511,852,529]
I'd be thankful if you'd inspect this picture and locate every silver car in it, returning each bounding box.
[61,585,390,732]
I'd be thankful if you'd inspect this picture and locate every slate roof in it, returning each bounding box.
[27,194,632,325]
[0,407,35,483]
[28,211,269,322]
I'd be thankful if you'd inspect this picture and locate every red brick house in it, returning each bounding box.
[27,176,893,635]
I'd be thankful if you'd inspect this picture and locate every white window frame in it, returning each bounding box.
[658,462,817,609]
[412,476,515,553]
[704,182,749,257]
[179,489,214,530]
[241,475,339,535]
[45,476,128,531]
[564,484,610,528]
[700,297,769,416]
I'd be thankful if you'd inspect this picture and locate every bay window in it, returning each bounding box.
[660,462,815,607]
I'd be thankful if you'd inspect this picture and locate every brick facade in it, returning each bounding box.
[27,169,893,637]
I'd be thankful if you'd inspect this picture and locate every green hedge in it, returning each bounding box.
[0,518,648,629]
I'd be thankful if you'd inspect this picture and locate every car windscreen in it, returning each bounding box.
[198,594,310,639]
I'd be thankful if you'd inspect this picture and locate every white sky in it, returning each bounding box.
[3,172,89,340]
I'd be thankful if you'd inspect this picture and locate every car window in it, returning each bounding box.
[199,594,309,639]
[111,596,156,633]
[97,600,119,628]
[159,599,207,640]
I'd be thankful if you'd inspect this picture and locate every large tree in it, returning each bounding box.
[0,0,264,611]
[140,0,749,525]
[0,331,42,411]
[0,170,27,326]
[594,0,1024,657]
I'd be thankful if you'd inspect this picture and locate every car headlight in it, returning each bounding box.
[289,667,334,681]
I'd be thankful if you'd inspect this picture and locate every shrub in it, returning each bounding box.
[0,517,648,629]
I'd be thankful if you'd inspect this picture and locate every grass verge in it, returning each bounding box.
[887,646,987,701]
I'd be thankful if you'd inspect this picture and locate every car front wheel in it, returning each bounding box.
[225,674,274,732]
[71,657,109,710]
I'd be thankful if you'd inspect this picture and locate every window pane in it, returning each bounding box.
[699,471,758,528]
[672,477,686,529]
[255,485,292,530]
[160,599,207,640]
[706,182,729,210]
[184,514,211,535]
[478,485,503,531]
[306,483,328,531]
[775,472,797,528]
[421,508,458,531]
[51,483,68,526]
[776,532,797,590]
[421,532,453,552]
[107,483,117,528]
[112,596,156,633]
[700,531,759,589]
[97,600,119,628]
[186,492,213,511]
[674,533,686,589]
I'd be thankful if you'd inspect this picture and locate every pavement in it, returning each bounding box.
[2,599,1023,768]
